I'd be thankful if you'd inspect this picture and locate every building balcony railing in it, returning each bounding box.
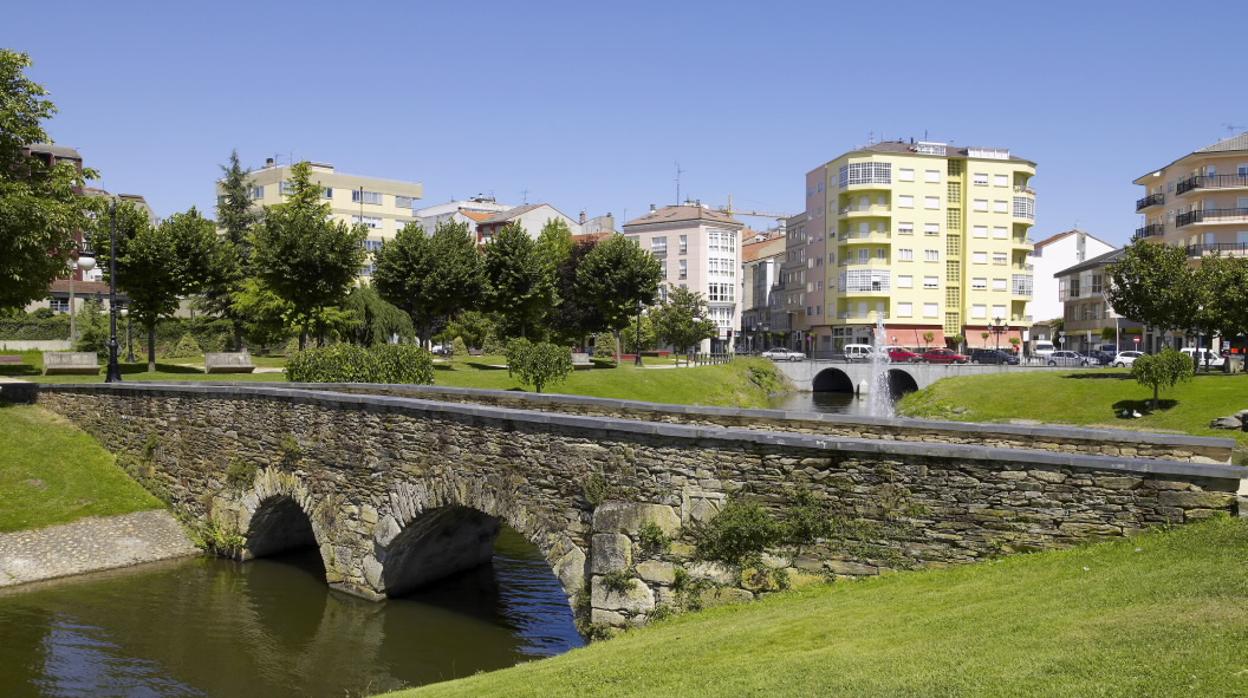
[1186,242,1248,258]
[1177,174,1248,196]
[838,311,890,321]
[1132,223,1165,240]
[1012,185,1035,196]
[1135,192,1165,211]
[1176,207,1248,227]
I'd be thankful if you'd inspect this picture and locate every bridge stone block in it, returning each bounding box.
[590,575,654,615]
[592,502,680,536]
[589,533,631,575]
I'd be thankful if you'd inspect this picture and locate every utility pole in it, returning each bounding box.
[675,162,684,205]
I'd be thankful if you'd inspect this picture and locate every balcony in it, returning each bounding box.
[1132,223,1164,240]
[838,311,890,321]
[1012,196,1035,221]
[839,206,891,218]
[1186,242,1248,258]
[839,230,891,244]
[1176,207,1248,228]
[1135,192,1164,211]
[1012,185,1036,196]
[1177,174,1248,196]
[1011,274,1033,297]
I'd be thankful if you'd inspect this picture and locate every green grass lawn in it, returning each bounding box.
[0,404,161,532]
[394,517,1248,697]
[1,349,287,382]
[898,369,1248,448]
[431,356,786,408]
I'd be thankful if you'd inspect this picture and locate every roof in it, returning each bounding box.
[623,205,743,229]
[25,143,82,160]
[1052,247,1124,279]
[742,235,786,263]
[572,231,613,245]
[1134,131,1248,183]
[1032,228,1114,251]
[835,139,1035,165]
[48,279,120,297]
[459,209,495,223]
[478,203,563,225]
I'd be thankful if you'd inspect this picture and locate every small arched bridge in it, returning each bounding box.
[773,361,1065,397]
[21,383,1244,630]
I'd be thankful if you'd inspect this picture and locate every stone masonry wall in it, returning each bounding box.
[34,384,1246,630]
[294,383,1235,464]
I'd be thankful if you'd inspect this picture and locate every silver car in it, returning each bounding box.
[1112,351,1144,368]
[761,348,806,362]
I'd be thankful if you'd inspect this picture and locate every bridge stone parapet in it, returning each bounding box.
[30,383,1246,630]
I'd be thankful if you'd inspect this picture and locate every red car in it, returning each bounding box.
[883,345,918,363]
[920,348,969,364]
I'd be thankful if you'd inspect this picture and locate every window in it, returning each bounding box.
[897,302,913,317]
[899,168,915,182]
[971,277,987,290]
[249,185,265,200]
[971,304,986,319]
[924,223,940,236]
[923,275,939,289]
[993,174,1008,187]
[678,259,688,279]
[924,196,940,210]
[898,195,914,208]
[992,226,1008,239]
[1091,274,1103,294]
[992,304,1006,318]
[875,248,887,259]
[1069,278,1081,297]
[923,302,939,318]
[925,249,939,262]
[838,162,892,186]
[679,235,688,254]
[973,198,988,211]
[50,297,70,313]
[992,277,1007,291]
[924,169,941,183]
[898,274,913,288]
[898,222,914,235]
[839,269,890,293]
[993,200,1008,213]
[858,249,869,263]
[352,215,382,229]
[362,238,384,252]
[899,248,914,261]
[1238,164,1248,177]
[395,195,416,209]
[659,260,668,277]
[651,236,668,255]
[352,189,383,205]
[993,252,1007,265]
[973,225,988,238]
[708,282,735,302]
[973,173,989,186]
[322,187,333,199]
[973,251,988,264]
[1013,196,1035,219]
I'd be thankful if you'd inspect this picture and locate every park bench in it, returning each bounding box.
[204,352,256,374]
[42,352,100,375]
[0,356,24,366]
[571,352,593,370]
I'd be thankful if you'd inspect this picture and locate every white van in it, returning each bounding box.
[1033,340,1055,358]
[842,344,876,362]
[1180,347,1225,368]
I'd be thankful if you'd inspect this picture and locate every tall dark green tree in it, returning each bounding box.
[342,284,414,346]
[251,161,366,348]
[373,222,435,342]
[548,240,606,345]
[0,49,97,310]
[576,234,662,362]
[373,220,482,345]
[204,149,258,349]
[482,223,554,339]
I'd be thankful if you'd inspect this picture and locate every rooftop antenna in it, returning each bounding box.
[521,188,529,205]
[1222,122,1246,134]
[675,161,684,205]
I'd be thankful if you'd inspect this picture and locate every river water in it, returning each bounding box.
[0,527,583,697]
[768,391,875,414]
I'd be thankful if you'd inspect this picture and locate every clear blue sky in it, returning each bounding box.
[5,1,1245,244]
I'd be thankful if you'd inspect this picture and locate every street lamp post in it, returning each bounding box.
[105,202,122,383]
[992,316,1004,351]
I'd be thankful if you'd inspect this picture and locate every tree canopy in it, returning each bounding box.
[651,286,718,353]
[482,223,554,339]
[575,234,662,359]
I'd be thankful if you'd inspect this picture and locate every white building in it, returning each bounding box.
[414,195,513,238]
[1028,229,1114,323]
[623,204,744,353]
[476,203,583,244]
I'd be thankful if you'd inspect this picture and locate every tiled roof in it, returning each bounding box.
[1197,131,1248,153]
[623,205,742,228]
[742,235,786,263]
[479,203,548,225]
[1052,247,1124,278]
[572,232,613,245]
[460,209,495,223]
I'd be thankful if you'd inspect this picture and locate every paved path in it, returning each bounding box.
[0,509,198,589]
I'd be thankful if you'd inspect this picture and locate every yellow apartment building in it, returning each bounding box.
[793,140,1036,355]
[217,157,424,277]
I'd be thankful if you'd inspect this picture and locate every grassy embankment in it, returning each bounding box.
[393,517,1248,697]
[898,368,1248,449]
[0,403,161,532]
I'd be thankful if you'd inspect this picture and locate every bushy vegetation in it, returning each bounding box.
[1131,347,1195,409]
[504,338,573,393]
[285,343,433,384]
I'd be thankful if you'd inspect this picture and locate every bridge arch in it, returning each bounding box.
[245,494,319,559]
[812,367,855,392]
[883,368,919,400]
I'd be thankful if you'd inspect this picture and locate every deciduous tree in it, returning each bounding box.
[651,286,717,354]
[576,234,662,363]
[482,223,554,339]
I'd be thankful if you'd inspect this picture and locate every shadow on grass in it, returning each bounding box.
[1062,372,1134,381]
[463,361,508,371]
[1112,399,1178,417]
[0,365,39,377]
[120,362,202,375]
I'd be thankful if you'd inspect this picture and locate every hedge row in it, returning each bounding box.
[285,344,434,384]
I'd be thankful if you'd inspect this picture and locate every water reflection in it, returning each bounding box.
[0,527,582,697]
[768,391,879,414]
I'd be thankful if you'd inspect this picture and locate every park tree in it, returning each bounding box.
[1131,347,1194,410]
[505,338,573,393]
[251,161,366,348]
[548,239,606,345]
[651,286,717,354]
[202,150,259,349]
[231,278,291,350]
[441,310,496,351]
[1106,241,1196,336]
[342,284,413,346]
[425,221,485,338]
[0,50,97,310]
[535,218,574,271]
[622,311,658,354]
[482,223,554,339]
[374,220,484,345]
[1201,256,1248,348]
[576,234,662,363]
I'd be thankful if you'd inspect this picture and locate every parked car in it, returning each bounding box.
[920,348,969,364]
[1112,351,1144,368]
[969,348,1019,365]
[1084,350,1115,366]
[430,343,452,356]
[1046,350,1089,366]
[761,348,806,362]
[1033,340,1056,358]
[842,344,876,362]
[1181,347,1225,369]
[883,345,919,363]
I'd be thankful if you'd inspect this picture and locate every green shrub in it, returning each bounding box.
[225,458,257,490]
[584,470,610,506]
[691,498,782,568]
[1131,347,1194,409]
[601,570,635,594]
[505,338,573,393]
[638,521,671,557]
[451,336,468,358]
[285,343,433,384]
[168,333,202,358]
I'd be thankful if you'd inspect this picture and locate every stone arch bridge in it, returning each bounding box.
[20,383,1244,629]
[773,360,1067,395]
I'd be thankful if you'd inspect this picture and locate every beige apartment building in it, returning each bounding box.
[623,204,744,353]
[1133,131,1248,255]
[789,140,1036,355]
[220,158,424,277]
[739,230,786,352]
